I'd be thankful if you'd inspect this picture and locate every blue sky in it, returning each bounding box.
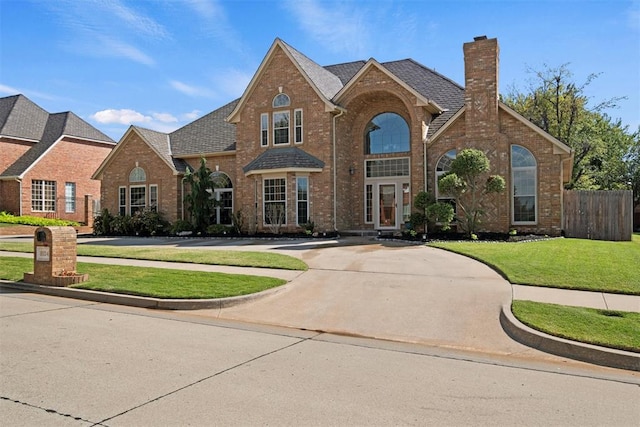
[1,0,638,141]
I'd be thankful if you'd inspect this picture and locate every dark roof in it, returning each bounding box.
[324,61,367,85]
[243,147,325,174]
[0,94,49,141]
[130,126,186,173]
[280,39,344,100]
[170,99,238,156]
[0,96,115,178]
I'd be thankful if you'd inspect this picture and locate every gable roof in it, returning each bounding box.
[93,126,189,180]
[227,39,344,123]
[0,95,115,178]
[243,147,325,176]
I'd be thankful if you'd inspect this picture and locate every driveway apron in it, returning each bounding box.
[193,240,537,357]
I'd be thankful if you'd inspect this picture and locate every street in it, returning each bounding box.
[1,290,638,426]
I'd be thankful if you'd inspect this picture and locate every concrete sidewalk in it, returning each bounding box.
[1,238,638,371]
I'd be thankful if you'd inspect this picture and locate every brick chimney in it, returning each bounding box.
[463,36,499,141]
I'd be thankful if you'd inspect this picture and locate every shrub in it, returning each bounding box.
[171,219,193,235]
[131,209,169,236]
[93,209,113,236]
[0,211,79,227]
[206,224,233,235]
[110,215,134,236]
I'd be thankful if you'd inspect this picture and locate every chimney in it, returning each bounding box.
[463,36,499,141]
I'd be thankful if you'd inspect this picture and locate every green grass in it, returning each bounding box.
[0,256,285,299]
[429,234,640,295]
[0,242,307,271]
[512,300,640,353]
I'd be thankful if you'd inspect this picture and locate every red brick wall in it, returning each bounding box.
[99,132,181,223]
[0,137,32,173]
[233,45,335,232]
[19,138,112,223]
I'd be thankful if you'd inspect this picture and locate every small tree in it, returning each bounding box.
[183,158,217,233]
[409,191,454,234]
[438,148,505,236]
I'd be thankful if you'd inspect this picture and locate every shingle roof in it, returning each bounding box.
[243,147,325,174]
[0,96,115,178]
[133,126,190,173]
[0,94,49,141]
[170,99,238,156]
[323,61,367,85]
[280,40,345,100]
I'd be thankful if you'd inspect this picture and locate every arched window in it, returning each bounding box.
[364,112,410,155]
[436,149,457,213]
[129,166,146,182]
[272,93,290,108]
[511,145,537,223]
[210,172,233,225]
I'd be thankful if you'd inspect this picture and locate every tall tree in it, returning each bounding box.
[183,158,216,233]
[503,64,634,190]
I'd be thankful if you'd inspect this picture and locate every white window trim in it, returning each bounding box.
[31,180,56,212]
[149,184,158,211]
[65,182,76,213]
[511,146,538,225]
[295,176,309,225]
[364,184,374,224]
[129,184,146,215]
[272,110,290,146]
[119,186,127,216]
[263,176,287,225]
[294,108,303,144]
[260,113,269,147]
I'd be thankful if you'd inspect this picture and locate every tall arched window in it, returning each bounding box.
[210,172,233,225]
[436,149,457,213]
[511,145,537,223]
[364,112,410,155]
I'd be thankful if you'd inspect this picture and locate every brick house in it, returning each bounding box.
[93,36,573,235]
[0,94,115,224]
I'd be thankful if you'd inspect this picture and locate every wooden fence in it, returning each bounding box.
[563,190,633,241]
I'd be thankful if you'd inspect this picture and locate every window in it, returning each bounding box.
[273,111,290,145]
[130,185,146,215]
[149,185,158,212]
[365,184,373,223]
[264,178,286,225]
[364,112,410,155]
[119,187,126,216]
[260,113,269,147]
[402,182,411,223]
[511,145,537,223]
[65,182,76,213]
[129,166,146,182]
[296,176,309,225]
[31,180,56,212]
[210,172,233,225]
[294,109,303,144]
[273,93,290,107]
[436,150,457,214]
[365,158,410,178]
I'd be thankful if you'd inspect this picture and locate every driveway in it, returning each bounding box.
[185,238,549,359]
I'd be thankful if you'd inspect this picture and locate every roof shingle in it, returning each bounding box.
[243,147,325,174]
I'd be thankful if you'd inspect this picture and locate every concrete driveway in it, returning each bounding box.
[184,238,545,358]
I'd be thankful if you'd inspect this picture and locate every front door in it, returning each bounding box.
[376,183,398,229]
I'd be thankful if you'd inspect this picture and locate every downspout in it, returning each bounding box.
[18,178,23,216]
[332,108,345,231]
[422,122,430,192]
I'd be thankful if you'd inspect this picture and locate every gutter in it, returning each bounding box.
[332,107,345,231]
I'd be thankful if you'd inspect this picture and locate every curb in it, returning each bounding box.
[0,280,285,310]
[500,304,640,372]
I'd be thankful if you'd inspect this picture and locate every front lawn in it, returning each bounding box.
[428,234,640,295]
[0,242,307,271]
[0,257,285,299]
[512,300,640,353]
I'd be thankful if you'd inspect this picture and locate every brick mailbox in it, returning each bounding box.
[23,226,88,286]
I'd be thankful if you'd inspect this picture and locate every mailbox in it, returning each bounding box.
[23,226,87,286]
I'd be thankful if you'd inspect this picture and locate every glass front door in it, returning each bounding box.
[377,183,397,229]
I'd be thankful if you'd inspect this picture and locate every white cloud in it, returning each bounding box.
[170,80,216,98]
[0,84,20,95]
[98,36,155,66]
[284,0,368,56]
[214,68,252,98]
[152,112,178,123]
[183,0,246,57]
[91,109,151,125]
[181,110,201,121]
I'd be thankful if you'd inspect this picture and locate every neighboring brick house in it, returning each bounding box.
[0,94,115,224]
[94,36,573,235]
